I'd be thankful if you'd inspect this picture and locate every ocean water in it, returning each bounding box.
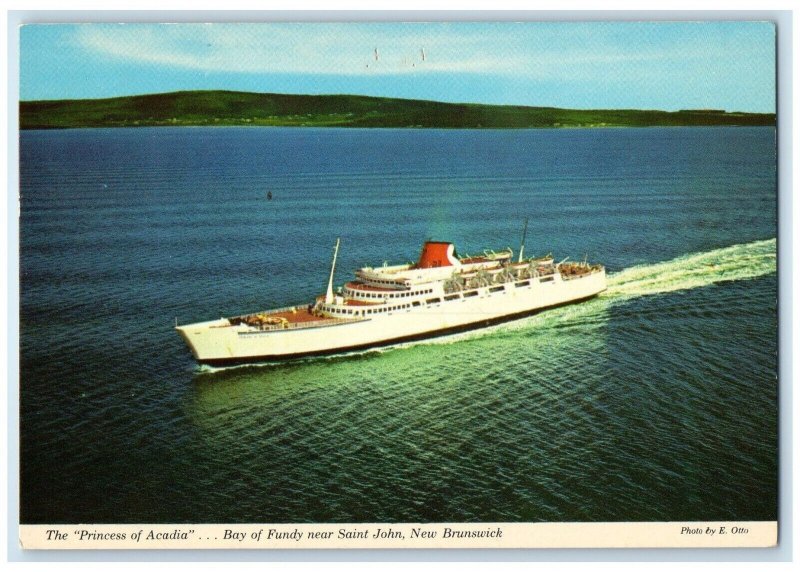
[19,127,777,524]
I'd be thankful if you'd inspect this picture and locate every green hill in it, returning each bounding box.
[20,90,776,129]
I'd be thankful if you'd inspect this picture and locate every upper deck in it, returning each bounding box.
[345,281,398,292]
[355,241,515,287]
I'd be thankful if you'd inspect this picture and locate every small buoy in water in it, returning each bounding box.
[267,191,273,200]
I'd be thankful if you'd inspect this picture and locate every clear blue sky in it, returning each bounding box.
[20,22,775,112]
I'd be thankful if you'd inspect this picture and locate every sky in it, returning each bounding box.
[20,22,776,112]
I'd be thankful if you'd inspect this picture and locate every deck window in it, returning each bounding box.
[539,276,554,283]
[463,290,478,298]
[426,298,441,304]
[515,281,530,287]
[444,294,460,301]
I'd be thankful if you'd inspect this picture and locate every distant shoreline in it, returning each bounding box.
[20,124,778,132]
[20,90,776,130]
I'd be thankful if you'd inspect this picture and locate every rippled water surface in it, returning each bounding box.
[20,127,777,523]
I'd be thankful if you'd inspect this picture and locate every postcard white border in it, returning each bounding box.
[5,5,794,564]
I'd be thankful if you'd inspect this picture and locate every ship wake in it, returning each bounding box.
[604,238,776,301]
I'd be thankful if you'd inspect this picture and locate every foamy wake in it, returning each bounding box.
[605,238,776,300]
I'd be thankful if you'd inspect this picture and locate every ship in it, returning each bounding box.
[176,236,607,366]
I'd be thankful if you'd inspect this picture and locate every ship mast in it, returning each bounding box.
[518,218,529,263]
[325,238,341,304]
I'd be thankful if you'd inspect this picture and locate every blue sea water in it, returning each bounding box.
[19,127,777,524]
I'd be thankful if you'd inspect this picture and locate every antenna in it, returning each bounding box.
[518,218,529,263]
[325,238,341,304]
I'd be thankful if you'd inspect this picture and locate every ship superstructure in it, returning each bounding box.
[176,238,606,366]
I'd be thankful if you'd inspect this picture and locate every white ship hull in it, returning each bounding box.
[177,269,606,366]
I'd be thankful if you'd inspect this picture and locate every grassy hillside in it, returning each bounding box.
[20,90,776,129]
